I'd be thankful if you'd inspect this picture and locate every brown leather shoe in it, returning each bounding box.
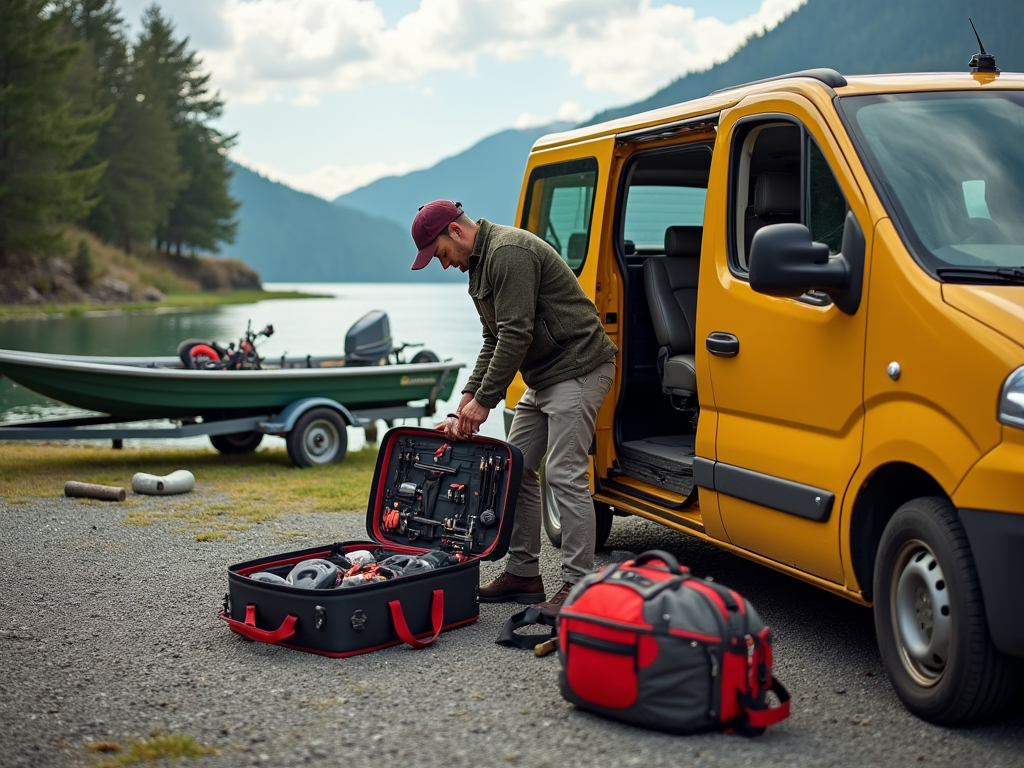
[537,581,575,617]
[479,572,545,604]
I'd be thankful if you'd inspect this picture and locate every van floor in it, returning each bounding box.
[619,435,694,496]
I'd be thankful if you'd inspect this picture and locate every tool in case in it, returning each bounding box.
[220,426,523,656]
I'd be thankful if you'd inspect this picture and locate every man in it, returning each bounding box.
[410,200,617,616]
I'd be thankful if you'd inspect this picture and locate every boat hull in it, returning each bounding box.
[0,350,461,419]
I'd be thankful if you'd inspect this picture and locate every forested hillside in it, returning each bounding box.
[585,0,1024,125]
[230,164,461,283]
[0,0,240,305]
[333,123,570,228]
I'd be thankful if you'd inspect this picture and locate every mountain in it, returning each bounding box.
[226,163,461,282]
[328,0,1022,233]
[332,123,571,227]
[228,0,1023,281]
[584,0,1024,126]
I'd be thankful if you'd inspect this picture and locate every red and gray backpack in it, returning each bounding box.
[557,550,790,735]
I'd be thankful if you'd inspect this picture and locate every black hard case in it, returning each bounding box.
[220,427,522,657]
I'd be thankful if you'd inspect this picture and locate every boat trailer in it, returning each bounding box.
[0,398,433,468]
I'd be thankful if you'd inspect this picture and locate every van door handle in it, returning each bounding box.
[706,332,739,357]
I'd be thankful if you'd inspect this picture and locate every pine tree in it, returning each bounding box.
[135,5,239,257]
[162,122,240,255]
[0,0,107,264]
[94,53,186,253]
[64,1,187,252]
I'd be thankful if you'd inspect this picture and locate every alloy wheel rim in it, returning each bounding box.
[303,419,339,463]
[890,539,951,687]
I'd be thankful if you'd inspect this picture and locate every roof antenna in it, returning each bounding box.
[968,18,999,73]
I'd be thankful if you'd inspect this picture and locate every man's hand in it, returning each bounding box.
[456,391,475,414]
[441,391,479,440]
[457,398,490,438]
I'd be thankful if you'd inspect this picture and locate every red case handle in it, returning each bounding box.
[388,589,444,648]
[743,678,792,729]
[221,604,298,644]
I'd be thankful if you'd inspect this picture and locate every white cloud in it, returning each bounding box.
[234,155,420,199]
[514,112,550,129]
[199,0,806,105]
[556,100,584,122]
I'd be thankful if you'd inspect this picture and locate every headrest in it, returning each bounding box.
[664,226,703,258]
[567,232,588,263]
[754,173,799,217]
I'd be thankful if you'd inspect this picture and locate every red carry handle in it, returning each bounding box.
[388,589,445,649]
[742,678,792,729]
[221,604,298,644]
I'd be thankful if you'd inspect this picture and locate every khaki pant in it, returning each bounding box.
[504,360,615,584]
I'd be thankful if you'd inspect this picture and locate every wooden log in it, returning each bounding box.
[64,481,126,502]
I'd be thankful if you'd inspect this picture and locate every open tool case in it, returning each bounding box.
[220,427,523,656]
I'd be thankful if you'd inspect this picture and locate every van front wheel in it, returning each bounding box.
[540,462,613,549]
[873,496,1021,724]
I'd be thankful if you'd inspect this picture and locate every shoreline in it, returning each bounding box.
[0,288,330,320]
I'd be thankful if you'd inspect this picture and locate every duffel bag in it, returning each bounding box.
[557,550,790,735]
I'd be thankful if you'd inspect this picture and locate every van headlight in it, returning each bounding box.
[998,366,1024,429]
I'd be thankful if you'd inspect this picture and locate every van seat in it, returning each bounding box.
[643,226,702,399]
[744,172,800,259]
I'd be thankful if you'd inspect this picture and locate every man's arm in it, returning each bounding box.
[471,245,539,409]
[461,314,496,398]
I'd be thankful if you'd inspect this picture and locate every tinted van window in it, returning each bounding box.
[520,157,599,272]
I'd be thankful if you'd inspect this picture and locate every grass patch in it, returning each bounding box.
[0,443,377,536]
[85,732,215,766]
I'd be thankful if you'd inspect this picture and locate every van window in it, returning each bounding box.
[730,120,849,273]
[520,157,599,273]
[619,146,712,257]
[842,92,1024,274]
[806,139,848,255]
[623,187,707,255]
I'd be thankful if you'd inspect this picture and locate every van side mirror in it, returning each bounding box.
[748,213,864,315]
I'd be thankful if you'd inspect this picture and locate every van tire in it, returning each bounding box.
[541,462,613,549]
[873,496,1021,724]
[286,408,348,468]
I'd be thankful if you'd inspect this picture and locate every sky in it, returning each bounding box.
[116,0,805,200]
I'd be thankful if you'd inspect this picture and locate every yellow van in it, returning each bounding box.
[504,66,1024,724]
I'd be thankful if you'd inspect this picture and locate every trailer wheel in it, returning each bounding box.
[541,461,613,549]
[873,496,1021,723]
[210,431,263,455]
[286,408,347,468]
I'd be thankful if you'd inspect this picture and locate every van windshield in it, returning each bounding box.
[842,91,1024,278]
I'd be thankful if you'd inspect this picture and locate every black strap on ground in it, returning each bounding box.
[495,607,558,650]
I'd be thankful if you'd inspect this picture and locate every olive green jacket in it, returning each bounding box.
[462,220,617,409]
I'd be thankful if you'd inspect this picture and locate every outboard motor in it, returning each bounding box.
[344,310,393,366]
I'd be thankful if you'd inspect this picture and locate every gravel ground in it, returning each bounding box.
[1,494,1022,768]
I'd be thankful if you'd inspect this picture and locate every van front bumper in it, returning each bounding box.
[958,508,1024,657]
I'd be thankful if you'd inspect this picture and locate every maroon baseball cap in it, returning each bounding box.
[411,200,464,270]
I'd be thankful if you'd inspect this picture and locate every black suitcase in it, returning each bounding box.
[219,426,522,657]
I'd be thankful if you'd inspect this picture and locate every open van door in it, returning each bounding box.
[504,135,617,415]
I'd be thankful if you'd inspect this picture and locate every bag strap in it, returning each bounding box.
[388,589,444,649]
[736,678,792,736]
[495,606,558,650]
[632,550,685,575]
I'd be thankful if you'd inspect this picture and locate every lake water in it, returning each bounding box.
[0,283,504,451]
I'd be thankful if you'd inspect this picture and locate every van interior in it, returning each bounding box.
[611,125,807,498]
